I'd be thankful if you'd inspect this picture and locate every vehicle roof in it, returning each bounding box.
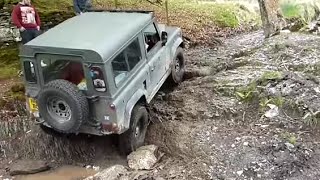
[24,12,153,62]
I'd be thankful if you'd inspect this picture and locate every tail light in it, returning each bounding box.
[110,103,116,110]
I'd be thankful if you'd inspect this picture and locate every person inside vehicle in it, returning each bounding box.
[62,61,87,90]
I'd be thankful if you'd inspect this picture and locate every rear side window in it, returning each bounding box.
[112,38,142,87]
[24,61,37,83]
[112,52,129,86]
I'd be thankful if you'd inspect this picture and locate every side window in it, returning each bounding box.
[90,66,107,92]
[143,23,160,52]
[112,38,142,87]
[126,38,142,70]
[112,52,129,86]
[24,61,37,83]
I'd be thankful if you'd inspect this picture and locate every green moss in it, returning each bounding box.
[281,132,297,145]
[259,96,285,112]
[258,71,283,86]
[280,0,320,24]
[281,2,301,18]
[235,82,258,102]
[5,83,25,101]
[0,44,20,80]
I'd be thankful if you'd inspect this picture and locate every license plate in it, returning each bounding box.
[29,98,38,112]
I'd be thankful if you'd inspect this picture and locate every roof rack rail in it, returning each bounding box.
[87,8,154,14]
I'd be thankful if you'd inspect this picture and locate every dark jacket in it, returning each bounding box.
[73,0,92,14]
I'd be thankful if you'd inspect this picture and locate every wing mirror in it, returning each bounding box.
[161,31,168,46]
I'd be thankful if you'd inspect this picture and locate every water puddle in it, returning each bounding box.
[15,165,97,180]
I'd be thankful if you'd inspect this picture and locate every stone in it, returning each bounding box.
[127,145,162,170]
[9,160,50,176]
[264,104,279,118]
[84,165,128,180]
[236,170,243,176]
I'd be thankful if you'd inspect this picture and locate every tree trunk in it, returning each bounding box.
[258,0,282,38]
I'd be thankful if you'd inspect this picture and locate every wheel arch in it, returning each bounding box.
[124,89,148,130]
[171,37,184,58]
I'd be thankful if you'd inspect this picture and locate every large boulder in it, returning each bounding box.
[0,10,20,43]
[127,145,163,170]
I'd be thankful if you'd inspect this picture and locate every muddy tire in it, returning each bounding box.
[170,47,185,84]
[118,104,149,155]
[37,79,89,134]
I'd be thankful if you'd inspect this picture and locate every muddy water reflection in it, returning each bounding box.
[15,165,97,180]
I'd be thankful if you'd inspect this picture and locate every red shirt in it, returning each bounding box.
[11,3,41,29]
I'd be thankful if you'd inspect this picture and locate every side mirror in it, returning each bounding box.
[161,31,168,46]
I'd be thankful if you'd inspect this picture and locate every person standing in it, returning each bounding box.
[11,0,41,44]
[73,0,92,15]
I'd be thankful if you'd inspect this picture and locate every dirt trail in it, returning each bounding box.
[2,31,320,180]
[145,31,320,180]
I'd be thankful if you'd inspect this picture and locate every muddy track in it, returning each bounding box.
[2,31,320,180]
[145,31,320,180]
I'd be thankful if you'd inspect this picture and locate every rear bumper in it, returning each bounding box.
[38,120,126,136]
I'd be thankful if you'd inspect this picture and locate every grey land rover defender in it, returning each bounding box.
[20,10,185,154]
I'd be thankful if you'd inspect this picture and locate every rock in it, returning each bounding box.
[236,170,243,176]
[84,165,128,180]
[9,160,50,176]
[285,142,295,150]
[127,145,162,170]
[264,104,279,118]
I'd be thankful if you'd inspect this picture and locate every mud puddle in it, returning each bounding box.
[14,165,96,180]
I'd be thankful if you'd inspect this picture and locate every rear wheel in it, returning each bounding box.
[118,104,149,155]
[37,79,89,134]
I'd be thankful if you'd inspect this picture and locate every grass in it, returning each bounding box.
[95,0,257,28]
[3,0,72,11]
[235,71,284,108]
[258,71,283,86]
[93,0,260,43]
[280,0,320,22]
[280,2,301,18]
[0,44,20,80]
[281,132,297,145]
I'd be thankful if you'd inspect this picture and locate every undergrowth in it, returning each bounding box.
[280,0,320,23]
[0,44,20,80]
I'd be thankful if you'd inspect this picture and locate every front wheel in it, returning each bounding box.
[170,47,185,84]
[118,104,149,155]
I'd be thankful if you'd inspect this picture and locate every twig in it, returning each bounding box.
[145,0,163,7]
[242,111,246,122]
